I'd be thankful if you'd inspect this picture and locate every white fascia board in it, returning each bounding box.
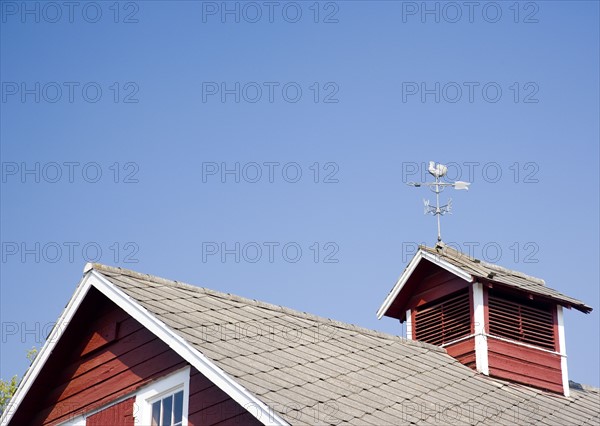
[87,270,289,426]
[1,272,95,426]
[377,249,473,320]
[377,252,424,319]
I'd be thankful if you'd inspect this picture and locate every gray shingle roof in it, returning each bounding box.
[92,264,599,425]
[420,244,592,313]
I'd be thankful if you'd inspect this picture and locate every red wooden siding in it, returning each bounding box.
[407,268,471,311]
[484,287,563,394]
[487,338,563,394]
[9,287,259,426]
[188,369,261,426]
[445,337,476,369]
[86,397,135,426]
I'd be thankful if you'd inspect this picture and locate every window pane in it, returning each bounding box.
[162,395,173,426]
[173,390,184,423]
[151,401,161,426]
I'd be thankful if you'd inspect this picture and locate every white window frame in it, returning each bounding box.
[135,366,191,426]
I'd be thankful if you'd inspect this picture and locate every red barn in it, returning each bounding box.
[1,250,598,425]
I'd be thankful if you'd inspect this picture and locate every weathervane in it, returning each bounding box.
[408,161,470,243]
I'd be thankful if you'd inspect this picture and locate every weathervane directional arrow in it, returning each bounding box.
[408,161,470,244]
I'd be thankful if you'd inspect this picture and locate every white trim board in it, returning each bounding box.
[1,268,289,426]
[473,282,489,375]
[405,309,412,340]
[377,249,473,319]
[556,305,570,397]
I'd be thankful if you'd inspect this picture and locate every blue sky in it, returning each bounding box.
[1,0,599,389]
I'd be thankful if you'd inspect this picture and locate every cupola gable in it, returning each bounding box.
[377,244,593,397]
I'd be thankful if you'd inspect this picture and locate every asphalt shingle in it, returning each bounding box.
[89,263,599,425]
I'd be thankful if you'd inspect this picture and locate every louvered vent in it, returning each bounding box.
[488,292,555,350]
[414,289,471,346]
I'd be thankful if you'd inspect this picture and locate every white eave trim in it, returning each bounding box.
[1,269,289,426]
[377,249,473,319]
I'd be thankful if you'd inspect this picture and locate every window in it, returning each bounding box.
[414,289,471,346]
[135,367,190,426]
[488,291,555,350]
[150,389,184,426]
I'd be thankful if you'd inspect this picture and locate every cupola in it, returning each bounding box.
[377,243,592,396]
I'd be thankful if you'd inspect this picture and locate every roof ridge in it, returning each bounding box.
[86,263,446,353]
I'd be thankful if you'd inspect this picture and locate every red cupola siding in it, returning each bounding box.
[377,243,593,396]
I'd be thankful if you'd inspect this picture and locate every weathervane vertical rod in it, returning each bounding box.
[435,176,442,242]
